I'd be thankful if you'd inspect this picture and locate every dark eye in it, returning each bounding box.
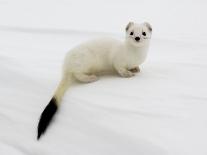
[142,32,146,36]
[130,31,134,35]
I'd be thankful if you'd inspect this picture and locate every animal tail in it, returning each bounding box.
[37,75,72,140]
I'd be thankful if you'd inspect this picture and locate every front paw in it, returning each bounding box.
[128,67,140,73]
[119,70,135,78]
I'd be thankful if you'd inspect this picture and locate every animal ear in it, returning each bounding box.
[143,22,152,32]
[125,22,134,31]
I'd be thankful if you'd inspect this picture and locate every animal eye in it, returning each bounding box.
[142,32,146,36]
[130,32,134,35]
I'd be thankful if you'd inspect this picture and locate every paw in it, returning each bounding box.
[128,67,140,73]
[119,70,135,78]
[88,75,98,82]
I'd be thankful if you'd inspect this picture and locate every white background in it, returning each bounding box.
[0,0,207,155]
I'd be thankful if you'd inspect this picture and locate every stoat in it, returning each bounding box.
[37,22,152,140]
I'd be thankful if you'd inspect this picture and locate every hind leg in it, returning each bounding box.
[74,73,98,83]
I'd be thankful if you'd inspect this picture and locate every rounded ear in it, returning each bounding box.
[125,22,134,32]
[143,22,152,32]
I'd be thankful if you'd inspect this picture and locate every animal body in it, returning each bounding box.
[37,22,152,140]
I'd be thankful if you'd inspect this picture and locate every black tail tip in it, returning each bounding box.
[37,132,41,140]
[37,97,58,140]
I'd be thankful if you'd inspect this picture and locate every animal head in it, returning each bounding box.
[125,22,152,47]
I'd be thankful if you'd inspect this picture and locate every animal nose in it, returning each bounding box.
[135,37,140,41]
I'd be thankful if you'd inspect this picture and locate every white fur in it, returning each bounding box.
[54,22,152,104]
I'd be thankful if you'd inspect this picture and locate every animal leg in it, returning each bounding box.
[74,73,98,83]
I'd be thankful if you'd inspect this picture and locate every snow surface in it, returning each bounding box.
[0,0,207,155]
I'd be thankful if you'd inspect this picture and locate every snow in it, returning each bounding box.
[0,0,207,154]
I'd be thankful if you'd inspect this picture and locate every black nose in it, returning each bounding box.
[135,37,140,41]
